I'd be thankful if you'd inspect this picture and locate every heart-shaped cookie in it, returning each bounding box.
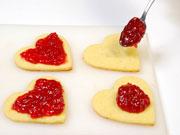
[15,33,72,71]
[92,76,155,125]
[83,34,140,72]
[4,77,66,124]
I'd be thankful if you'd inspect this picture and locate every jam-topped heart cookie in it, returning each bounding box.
[92,76,155,125]
[15,33,72,71]
[4,77,66,124]
[83,34,140,72]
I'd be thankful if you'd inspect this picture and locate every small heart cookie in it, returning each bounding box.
[83,34,140,72]
[15,33,72,71]
[4,77,67,124]
[92,76,155,125]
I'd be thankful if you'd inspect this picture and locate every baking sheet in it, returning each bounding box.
[0,25,167,135]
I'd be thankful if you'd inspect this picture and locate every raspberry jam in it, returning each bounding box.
[20,32,67,65]
[12,79,65,118]
[116,83,150,113]
[119,17,146,47]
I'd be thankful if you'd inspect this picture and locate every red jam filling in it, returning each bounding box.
[119,17,146,47]
[116,83,150,113]
[12,79,65,118]
[20,32,67,65]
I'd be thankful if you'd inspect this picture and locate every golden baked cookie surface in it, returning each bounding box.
[83,34,140,72]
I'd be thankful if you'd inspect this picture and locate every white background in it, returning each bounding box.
[0,0,179,134]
